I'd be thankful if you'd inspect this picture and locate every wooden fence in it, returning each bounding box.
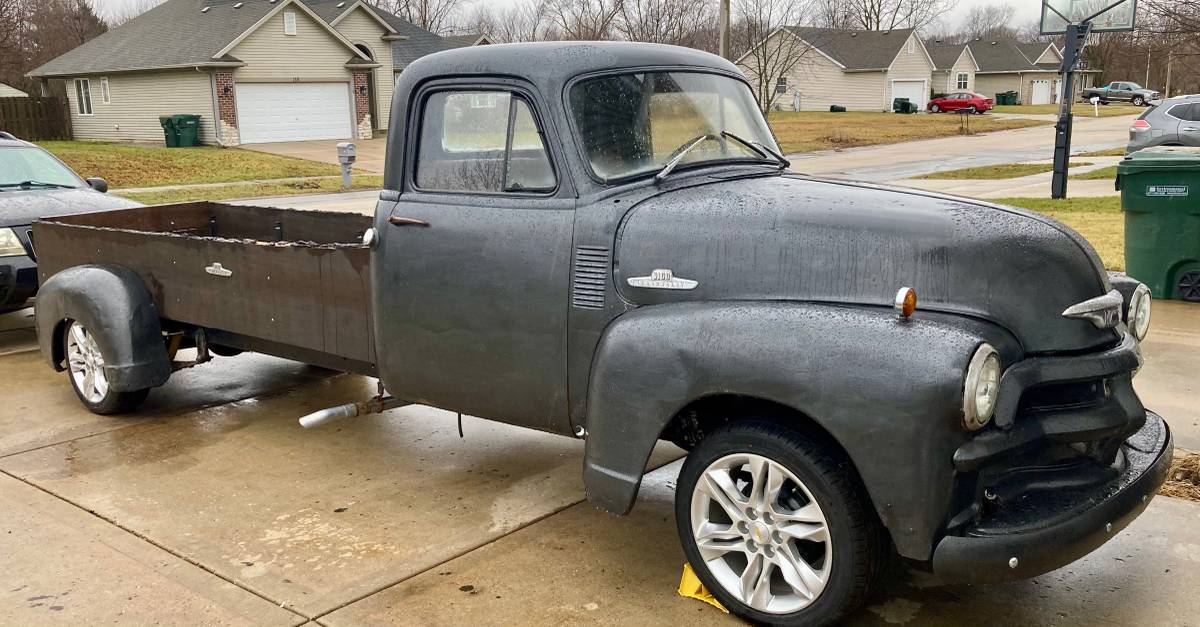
[0,97,71,141]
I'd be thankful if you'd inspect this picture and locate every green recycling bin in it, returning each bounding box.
[1117,146,1200,301]
[892,98,916,114]
[158,115,179,147]
[173,114,201,147]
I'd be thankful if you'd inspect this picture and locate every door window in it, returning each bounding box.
[415,90,555,194]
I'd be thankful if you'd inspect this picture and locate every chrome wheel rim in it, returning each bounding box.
[690,453,831,614]
[66,321,108,404]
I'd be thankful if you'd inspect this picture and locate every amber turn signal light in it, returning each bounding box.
[894,287,917,318]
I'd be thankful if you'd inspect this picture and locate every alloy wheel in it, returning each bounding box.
[66,321,108,404]
[690,453,831,614]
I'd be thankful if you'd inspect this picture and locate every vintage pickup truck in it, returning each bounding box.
[33,43,1171,626]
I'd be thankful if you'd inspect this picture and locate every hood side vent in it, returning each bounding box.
[572,246,610,310]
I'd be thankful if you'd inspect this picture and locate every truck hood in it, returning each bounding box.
[614,174,1118,354]
[0,187,142,228]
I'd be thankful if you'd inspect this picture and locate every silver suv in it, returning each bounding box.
[1128,95,1200,154]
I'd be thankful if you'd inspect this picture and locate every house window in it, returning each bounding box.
[776,77,788,94]
[74,79,92,115]
[100,77,111,104]
[283,11,297,36]
[39,83,50,97]
[956,72,969,90]
[416,90,556,194]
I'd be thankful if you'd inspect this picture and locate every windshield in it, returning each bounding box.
[569,71,780,181]
[0,147,83,189]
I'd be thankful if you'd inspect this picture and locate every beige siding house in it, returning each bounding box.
[738,28,935,113]
[927,44,979,95]
[961,41,1098,105]
[30,0,486,146]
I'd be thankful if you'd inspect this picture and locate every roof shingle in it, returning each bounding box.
[784,27,917,71]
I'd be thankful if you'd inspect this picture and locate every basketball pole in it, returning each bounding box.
[1051,21,1091,199]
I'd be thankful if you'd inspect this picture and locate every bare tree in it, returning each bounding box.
[615,0,717,48]
[1,0,105,93]
[93,0,166,26]
[959,2,1018,41]
[733,0,814,116]
[376,0,468,34]
[812,0,956,32]
[463,0,557,42]
[548,0,625,40]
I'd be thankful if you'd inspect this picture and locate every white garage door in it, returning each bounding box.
[236,83,353,144]
[1031,80,1053,105]
[890,80,927,112]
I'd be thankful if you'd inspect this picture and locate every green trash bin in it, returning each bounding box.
[1117,146,1200,301]
[892,97,910,113]
[173,114,201,147]
[158,115,179,148]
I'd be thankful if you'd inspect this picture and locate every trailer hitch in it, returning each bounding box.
[298,395,409,429]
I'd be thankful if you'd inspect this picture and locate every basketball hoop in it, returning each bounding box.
[1040,0,1137,35]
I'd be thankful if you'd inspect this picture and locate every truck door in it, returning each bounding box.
[375,85,576,434]
[1176,103,1200,147]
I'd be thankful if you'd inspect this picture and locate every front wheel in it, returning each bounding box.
[1132,96,1146,106]
[64,320,149,414]
[930,104,940,113]
[675,421,885,626]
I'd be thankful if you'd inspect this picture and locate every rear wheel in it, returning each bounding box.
[967,105,978,114]
[64,320,149,414]
[1132,95,1146,106]
[1179,271,1200,302]
[675,421,884,626]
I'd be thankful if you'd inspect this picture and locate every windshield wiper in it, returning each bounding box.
[721,131,791,170]
[655,134,718,182]
[0,180,74,190]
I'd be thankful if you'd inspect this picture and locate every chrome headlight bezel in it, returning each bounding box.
[963,343,1001,431]
[0,228,26,257]
[1128,284,1151,341]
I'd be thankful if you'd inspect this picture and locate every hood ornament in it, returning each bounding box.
[627,269,698,290]
[1062,289,1123,329]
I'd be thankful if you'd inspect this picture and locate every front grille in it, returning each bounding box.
[1016,379,1109,415]
[572,246,609,310]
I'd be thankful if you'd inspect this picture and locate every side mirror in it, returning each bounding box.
[86,177,108,193]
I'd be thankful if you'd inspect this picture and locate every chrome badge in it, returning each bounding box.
[627,269,698,290]
[1062,289,1123,329]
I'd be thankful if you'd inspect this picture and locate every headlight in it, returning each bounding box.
[963,343,1001,431]
[0,228,26,257]
[1128,284,1152,341]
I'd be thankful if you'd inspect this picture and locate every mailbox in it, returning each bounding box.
[337,142,357,164]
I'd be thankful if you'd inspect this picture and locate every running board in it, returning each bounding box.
[299,395,409,429]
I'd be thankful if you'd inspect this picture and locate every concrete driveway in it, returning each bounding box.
[2,293,1199,625]
[244,138,389,174]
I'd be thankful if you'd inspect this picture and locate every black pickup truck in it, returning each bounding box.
[32,43,1171,626]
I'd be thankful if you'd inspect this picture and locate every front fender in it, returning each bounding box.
[35,264,170,392]
[582,301,1017,560]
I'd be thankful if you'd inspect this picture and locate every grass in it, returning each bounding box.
[917,161,1093,180]
[996,196,1123,270]
[765,111,1048,154]
[1070,165,1118,180]
[1077,147,1127,157]
[41,141,341,188]
[992,104,1144,118]
[116,175,383,205]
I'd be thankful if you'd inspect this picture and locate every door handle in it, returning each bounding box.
[1184,127,1199,132]
[388,216,430,227]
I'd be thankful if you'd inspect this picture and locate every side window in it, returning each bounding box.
[416,90,555,194]
[1185,103,1200,122]
[1168,103,1191,120]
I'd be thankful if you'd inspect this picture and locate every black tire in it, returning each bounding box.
[1178,271,1200,302]
[675,421,885,627]
[967,105,978,114]
[1100,100,1110,105]
[62,320,150,415]
[1132,96,1145,106]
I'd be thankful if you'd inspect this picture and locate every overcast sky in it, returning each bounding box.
[89,0,1047,33]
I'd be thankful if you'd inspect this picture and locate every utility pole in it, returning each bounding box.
[1165,52,1173,97]
[719,0,731,60]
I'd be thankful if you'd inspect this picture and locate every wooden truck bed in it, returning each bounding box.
[33,202,377,374]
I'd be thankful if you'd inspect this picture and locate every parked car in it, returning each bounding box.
[1128,95,1200,154]
[32,43,1171,627]
[928,91,993,114]
[0,132,140,313]
[1083,81,1161,106]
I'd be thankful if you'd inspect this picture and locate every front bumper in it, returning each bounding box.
[0,254,37,313]
[931,410,1172,583]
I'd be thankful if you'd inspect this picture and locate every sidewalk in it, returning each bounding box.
[895,157,1121,199]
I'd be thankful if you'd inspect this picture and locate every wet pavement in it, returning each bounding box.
[1,297,1198,625]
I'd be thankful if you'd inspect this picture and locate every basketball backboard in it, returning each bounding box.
[1040,0,1137,34]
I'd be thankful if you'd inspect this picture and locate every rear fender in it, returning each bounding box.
[582,301,1014,560]
[35,264,170,392]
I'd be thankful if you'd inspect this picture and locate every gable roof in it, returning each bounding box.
[0,83,28,97]
[964,40,1061,73]
[782,27,917,71]
[29,0,469,78]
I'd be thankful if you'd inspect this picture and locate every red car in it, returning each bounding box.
[928,91,993,114]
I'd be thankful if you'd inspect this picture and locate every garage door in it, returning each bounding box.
[890,80,927,112]
[1031,80,1053,105]
[236,83,353,144]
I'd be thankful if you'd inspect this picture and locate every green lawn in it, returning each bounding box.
[41,141,342,189]
[1070,165,1118,180]
[766,111,1048,154]
[996,196,1123,270]
[117,176,383,205]
[1077,147,1127,157]
[992,104,1144,118]
[918,161,1093,180]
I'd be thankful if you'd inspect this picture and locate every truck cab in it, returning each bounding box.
[34,42,1172,627]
